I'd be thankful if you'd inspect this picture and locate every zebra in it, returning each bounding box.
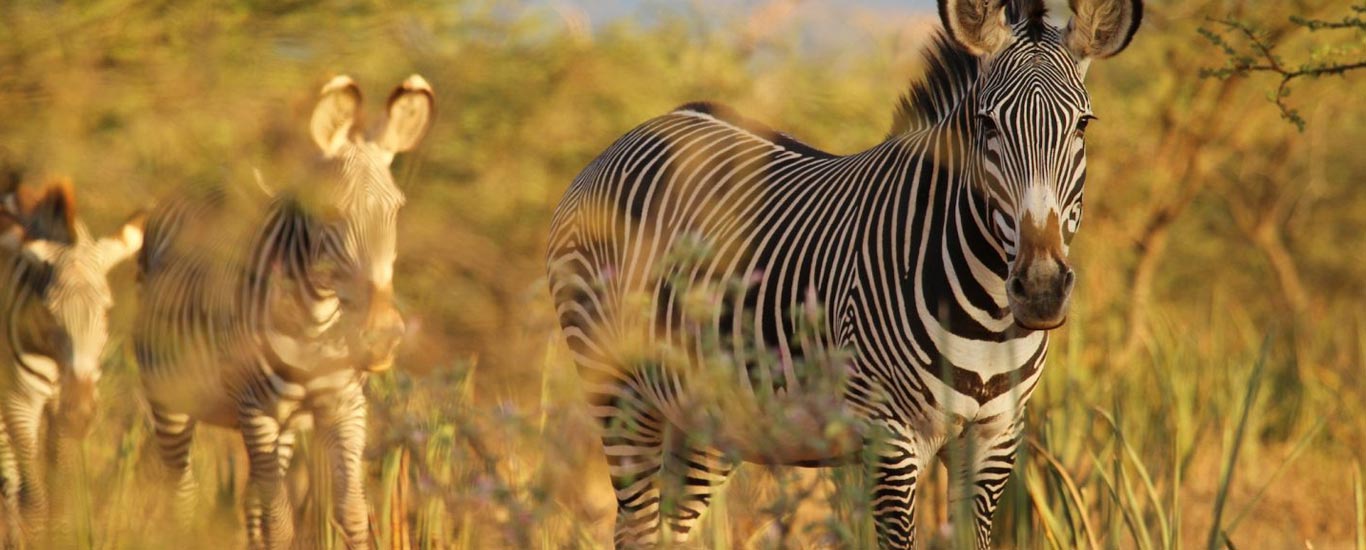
[133,74,433,549]
[0,178,144,541]
[545,0,1142,547]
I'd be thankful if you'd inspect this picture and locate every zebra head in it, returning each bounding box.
[305,75,433,372]
[940,0,1142,330]
[1,180,143,435]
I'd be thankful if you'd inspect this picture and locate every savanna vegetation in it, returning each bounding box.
[0,0,1362,548]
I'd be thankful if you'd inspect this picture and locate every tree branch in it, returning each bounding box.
[1200,3,1366,130]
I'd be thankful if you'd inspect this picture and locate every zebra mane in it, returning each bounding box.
[262,194,320,272]
[889,0,1050,136]
[674,101,837,159]
[889,31,981,137]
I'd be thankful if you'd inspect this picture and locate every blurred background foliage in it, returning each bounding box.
[0,0,1362,548]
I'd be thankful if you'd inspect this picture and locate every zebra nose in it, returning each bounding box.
[1008,262,1074,298]
[1009,276,1027,299]
[1007,263,1075,330]
[364,306,405,372]
[60,377,99,436]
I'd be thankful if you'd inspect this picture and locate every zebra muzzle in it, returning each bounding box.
[57,377,99,436]
[1006,262,1075,331]
[1009,211,1075,330]
[360,306,406,372]
[366,356,395,373]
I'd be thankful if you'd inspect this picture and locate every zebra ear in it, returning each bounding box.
[19,177,79,244]
[938,0,1013,57]
[1064,0,1143,60]
[310,75,363,158]
[377,75,434,155]
[97,211,146,271]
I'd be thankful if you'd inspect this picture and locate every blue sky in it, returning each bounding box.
[581,0,933,20]
[556,0,937,29]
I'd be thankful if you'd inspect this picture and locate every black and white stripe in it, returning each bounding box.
[133,75,432,550]
[546,1,1142,548]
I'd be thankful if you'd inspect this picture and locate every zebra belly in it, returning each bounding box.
[615,345,866,464]
[140,345,268,428]
[648,375,1010,465]
[658,387,867,464]
[144,371,241,427]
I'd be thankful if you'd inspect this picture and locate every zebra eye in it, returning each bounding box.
[977,114,1000,140]
[1075,115,1096,137]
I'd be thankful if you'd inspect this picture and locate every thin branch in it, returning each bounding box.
[1199,4,1366,130]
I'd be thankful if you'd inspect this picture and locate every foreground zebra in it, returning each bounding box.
[0,179,144,541]
[546,0,1143,547]
[134,75,433,549]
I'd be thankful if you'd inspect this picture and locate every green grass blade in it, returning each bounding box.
[1355,459,1364,550]
[1087,448,1150,550]
[1205,337,1271,550]
[1029,437,1100,550]
[1024,472,1069,550]
[1226,412,1328,532]
[1093,407,1169,548]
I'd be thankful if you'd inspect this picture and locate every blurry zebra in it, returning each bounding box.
[133,75,433,549]
[545,0,1143,548]
[0,178,144,541]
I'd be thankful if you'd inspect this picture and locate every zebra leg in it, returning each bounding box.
[274,421,302,514]
[275,426,296,477]
[240,409,293,550]
[941,417,1022,550]
[312,384,370,549]
[151,406,198,526]
[0,418,15,507]
[1,392,48,540]
[278,413,316,518]
[598,394,669,549]
[658,444,736,544]
[41,407,72,540]
[868,422,928,550]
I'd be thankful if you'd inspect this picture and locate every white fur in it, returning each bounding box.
[1021,183,1060,228]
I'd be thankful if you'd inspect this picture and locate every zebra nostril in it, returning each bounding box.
[1062,269,1076,292]
[1008,277,1027,299]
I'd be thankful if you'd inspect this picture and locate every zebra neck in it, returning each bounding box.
[2,260,60,392]
[892,126,1016,343]
[875,129,1046,403]
[3,260,36,336]
[245,199,347,373]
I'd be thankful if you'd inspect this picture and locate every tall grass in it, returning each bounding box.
[6,247,1363,550]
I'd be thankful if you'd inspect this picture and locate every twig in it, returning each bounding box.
[1199,5,1366,130]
